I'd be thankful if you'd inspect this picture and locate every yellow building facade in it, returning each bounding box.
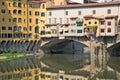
[0,0,51,42]
[84,16,100,37]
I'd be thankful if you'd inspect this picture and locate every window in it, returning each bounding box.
[2,2,5,6]
[29,18,32,23]
[95,21,97,24]
[8,27,12,30]
[13,26,17,32]
[107,9,111,14]
[89,22,91,24]
[36,18,39,24]
[41,12,45,17]
[9,18,11,22]
[13,9,17,14]
[78,11,81,15]
[2,26,6,30]
[101,21,105,25]
[49,18,51,24]
[107,28,111,32]
[54,18,56,23]
[34,76,39,80]
[77,30,82,33]
[101,29,104,33]
[29,26,32,31]
[18,18,22,22]
[93,10,96,14]
[71,29,76,33]
[9,3,10,6]
[13,2,17,7]
[35,26,39,33]
[13,18,17,22]
[23,27,27,31]
[9,10,11,14]
[2,18,5,22]
[35,11,39,16]
[77,22,83,26]
[60,18,62,23]
[49,12,52,16]
[65,11,68,15]
[107,21,111,26]
[2,34,7,38]
[8,34,12,38]
[1,9,5,13]
[18,3,22,7]
[18,10,22,14]
[29,11,32,15]
[18,26,22,32]
[42,4,45,9]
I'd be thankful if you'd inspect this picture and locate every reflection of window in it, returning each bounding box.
[8,27,12,30]
[1,9,5,13]
[107,28,111,32]
[107,22,111,26]
[101,29,104,33]
[2,26,6,30]
[2,2,5,6]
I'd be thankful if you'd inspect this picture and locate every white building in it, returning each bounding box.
[44,2,120,40]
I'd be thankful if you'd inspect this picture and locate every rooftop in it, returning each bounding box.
[47,2,120,9]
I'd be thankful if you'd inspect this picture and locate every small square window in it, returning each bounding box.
[101,29,104,33]
[65,11,68,15]
[107,9,111,14]
[107,28,111,32]
[107,22,111,26]
[93,10,96,14]
[101,21,105,25]
[2,26,6,30]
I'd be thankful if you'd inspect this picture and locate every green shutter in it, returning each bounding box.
[77,30,82,33]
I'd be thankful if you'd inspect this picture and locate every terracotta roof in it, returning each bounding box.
[28,0,47,3]
[47,2,120,9]
[105,15,118,18]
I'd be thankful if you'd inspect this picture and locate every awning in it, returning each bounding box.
[86,26,97,29]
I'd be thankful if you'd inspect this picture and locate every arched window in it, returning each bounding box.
[13,26,17,32]
[18,10,21,14]
[13,2,17,7]
[35,26,39,33]
[13,18,17,22]
[18,2,22,7]
[18,18,22,22]
[42,4,45,9]
[13,9,17,14]
[18,26,22,32]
